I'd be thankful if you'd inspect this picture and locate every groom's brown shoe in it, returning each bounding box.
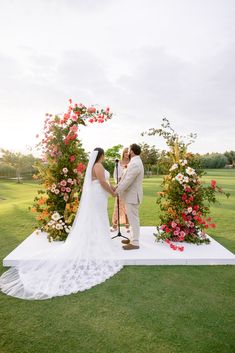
[122,244,139,250]
[121,238,130,244]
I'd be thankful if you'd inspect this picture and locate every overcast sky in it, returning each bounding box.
[0,0,234,155]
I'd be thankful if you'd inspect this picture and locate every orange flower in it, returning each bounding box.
[38,197,47,205]
[31,207,37,213]
[37,210,49,220]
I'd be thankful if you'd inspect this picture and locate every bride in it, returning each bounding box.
[0,148,123,300]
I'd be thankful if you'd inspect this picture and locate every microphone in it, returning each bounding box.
[115,159,119,164]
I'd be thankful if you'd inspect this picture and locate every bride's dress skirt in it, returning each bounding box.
[0,180,123,300]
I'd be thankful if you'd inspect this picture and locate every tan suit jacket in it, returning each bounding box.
[116,156,144,204]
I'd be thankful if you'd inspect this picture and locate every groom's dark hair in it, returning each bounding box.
[94,147,104,164]
[130,144,141,156]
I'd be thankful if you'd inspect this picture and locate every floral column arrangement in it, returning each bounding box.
[143,118,229,251]
[31,99,112,241]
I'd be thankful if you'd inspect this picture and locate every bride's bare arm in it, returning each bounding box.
[93,164,116,196]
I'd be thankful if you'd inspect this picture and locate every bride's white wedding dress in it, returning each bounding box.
[0,151,123,300]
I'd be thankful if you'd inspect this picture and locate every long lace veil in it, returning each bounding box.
[66,149,98,242]
[0,149,123,299]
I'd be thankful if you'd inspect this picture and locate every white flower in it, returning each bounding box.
[62,167,68,174]
[169,163,178,171]
[175,173,184,183]
[186,167,195,175]
[54,189,60,195]
[51,212,61,221]
[183,176,189,183]
[56,224,63,230]
[180,159,188,166]
[187,207,193,213]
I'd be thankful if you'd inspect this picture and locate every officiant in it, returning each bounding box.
[110,147,130,233]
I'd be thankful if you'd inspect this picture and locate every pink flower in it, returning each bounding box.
[87,106,96,114]
[61,186,66,192]
[171,221,177,228]
[187,207,193,213]
[160,225,166,230]
[174,230,180,236]
[211,180,216,189]
[66,187,71,193]
[70,125,78,133]
[69,155,76,162]
[64,194,69,202]
[67,178,73,183]
[54,189,60,194]
[77,163,86,173]
[71,115,78,122]
[60,180,67,186]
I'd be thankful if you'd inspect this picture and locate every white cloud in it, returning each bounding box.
[0,0,234,154]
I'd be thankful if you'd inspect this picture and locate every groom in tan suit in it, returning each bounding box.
[115,144,144,250]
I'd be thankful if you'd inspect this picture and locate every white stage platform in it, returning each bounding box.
[3,227,235,266]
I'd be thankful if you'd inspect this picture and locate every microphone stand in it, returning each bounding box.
[112,159,129,240]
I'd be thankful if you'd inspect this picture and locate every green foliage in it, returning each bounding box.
[0,149,37,182]
[199,152,228,168]
[224,150,235,167]
[103,144,123,174]
[139,143,159,173]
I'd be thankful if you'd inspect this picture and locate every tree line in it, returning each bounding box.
[103,145,235,175]
[0,146,234,181]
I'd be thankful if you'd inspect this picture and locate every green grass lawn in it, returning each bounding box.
[0,170,235,353]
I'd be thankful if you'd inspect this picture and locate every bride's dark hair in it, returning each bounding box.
[93,147,104,164]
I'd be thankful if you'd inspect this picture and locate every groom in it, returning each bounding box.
[115,144,144,250]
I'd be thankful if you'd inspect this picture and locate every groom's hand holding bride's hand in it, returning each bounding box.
[111,190,117,197]
[110,185,118,197]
